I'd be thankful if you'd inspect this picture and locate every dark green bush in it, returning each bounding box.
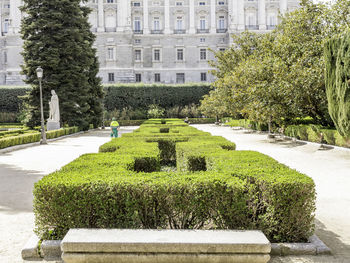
[34,119,315,243]
[0,86,31,113]
[104,84,211,111]
[159,128,169,133]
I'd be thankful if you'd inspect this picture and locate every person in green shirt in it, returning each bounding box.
[110,118,120,138]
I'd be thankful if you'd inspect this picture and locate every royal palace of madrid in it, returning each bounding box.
[0,0,298,85]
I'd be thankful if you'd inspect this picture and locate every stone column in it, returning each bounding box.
[227,0,234,31]
[9,0,21,34]
[210,0,216,33]
[0,2,2,36]
[143,0,149,34]
[237,0,245,30]
[259,0,266,30]
[280,0,287,14]
[97,0,105,32]
[164,0,170,34]
[189,0,195,34]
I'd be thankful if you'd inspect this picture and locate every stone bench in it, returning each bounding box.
[61,229,271,263]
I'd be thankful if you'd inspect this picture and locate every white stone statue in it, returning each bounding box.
[48,90,60,122]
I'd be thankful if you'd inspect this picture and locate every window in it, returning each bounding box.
[135,49,141,61]
[200,48,207,60]
[199,1,206,5]
[201,73,207,82]
[135,39,141,44]
[218,1,225,5]
[107,0,114,3]
[176,73,185,83]
[133,2,141,6]
[135,73,142,82]
[269,15,276,26]
[134,17,141,31]
[176,1,183,5]
[176,17,183,30]
[200,37,206,43]
[200,19,206,30]
[3,51,7,64]
[177,49,184,61]
[154,49,160,61]
[218,16,225,29]
[153,17,160,30]
[219,48,226,52]
[155,73,161,82]
[108,73,115,82]
[3,19,9,33]
[107,47,114,60]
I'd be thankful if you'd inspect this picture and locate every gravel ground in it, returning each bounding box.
[0,127,137,263]
[193,124,350,263]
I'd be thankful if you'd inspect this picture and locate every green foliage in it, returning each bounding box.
[0,127,78,149]
[203,0,350,127]
[325,32,350,138]
[0,86,31,113]
[104,84,211,112]
[147,104,165,119]
[34,119,315,242]
[20,0,103,130]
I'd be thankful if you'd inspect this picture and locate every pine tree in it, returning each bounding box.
[20,0,103,130]
[325,33,350,138]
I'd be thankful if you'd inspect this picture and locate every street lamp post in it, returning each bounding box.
[36,67,47,145]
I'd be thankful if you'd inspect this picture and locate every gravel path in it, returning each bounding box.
[0,127,137,263]
[193,124,350,263]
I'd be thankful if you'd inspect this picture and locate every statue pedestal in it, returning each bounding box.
[47,121,60,131]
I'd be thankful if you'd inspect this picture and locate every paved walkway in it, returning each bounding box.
[193,124,350,263]
[1,125,350,262]
[0,127,137,263]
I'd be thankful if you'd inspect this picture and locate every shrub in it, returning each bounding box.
[321,129,336,145]
[306,125,322,143]
[34,119,315,243]
[104,84,211,111]
[0,127,79,150]
[147,104,165,119]
[0,86,31,113]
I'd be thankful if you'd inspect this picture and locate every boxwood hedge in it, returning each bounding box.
[0,127,79,149]
[34,119,315,242]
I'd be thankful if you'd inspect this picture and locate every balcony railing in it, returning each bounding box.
[174,29,186,34]
[133,30,143,34]
[151,30,164,34]
[245,25,259,30]
[267,25,276,30]
[216,28,227,33]
[105,27,116,32]
[197,29,209,33]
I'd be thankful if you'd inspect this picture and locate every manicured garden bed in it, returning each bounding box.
[34,119,316,243]
[0,127,79,150]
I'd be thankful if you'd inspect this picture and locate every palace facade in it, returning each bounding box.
[0,0,299,85]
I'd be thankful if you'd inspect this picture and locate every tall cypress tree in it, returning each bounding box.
[20,0,103,130]
[325,33,350,138]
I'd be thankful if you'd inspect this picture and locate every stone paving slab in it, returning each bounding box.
[61,229,271,254]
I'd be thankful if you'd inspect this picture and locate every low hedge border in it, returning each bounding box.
[33,119,315,243]
[0,127,79,150]
[226,119,350,148]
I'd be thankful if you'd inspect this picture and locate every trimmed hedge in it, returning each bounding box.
[226,119,350,148]
[103,84,211,111]
[0,127,79,149]
[0,86,31,113]
[34,118,315,242]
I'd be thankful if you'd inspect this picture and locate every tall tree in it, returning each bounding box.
[325,33,350,137]
[20,0,103,130]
